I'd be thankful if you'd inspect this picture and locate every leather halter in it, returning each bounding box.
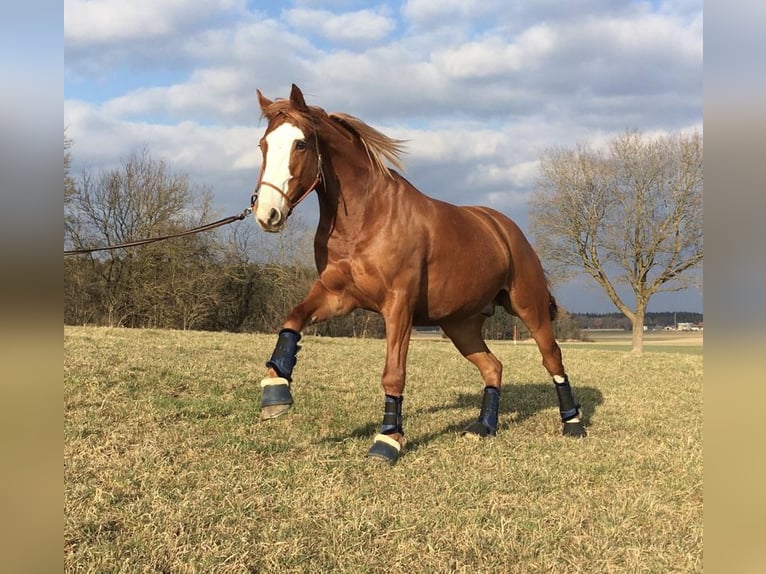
[251,145,323,215]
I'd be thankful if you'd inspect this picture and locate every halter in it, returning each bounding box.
[251,142,323,215]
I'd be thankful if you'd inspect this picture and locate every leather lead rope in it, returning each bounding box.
[64,207,252,256]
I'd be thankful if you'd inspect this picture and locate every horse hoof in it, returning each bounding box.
[260,377,293,404]
[260,403,292,420]
[462,420,496,438]
[260,377,293,414]
[366,434,402,465]
[563,420,587,437]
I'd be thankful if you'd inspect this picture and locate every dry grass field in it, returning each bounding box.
[574,329,703,354]
[65,326,702,573]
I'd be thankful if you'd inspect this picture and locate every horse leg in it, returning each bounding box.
[441,316,504,437]
[366,302,413,464]
[509,295,586,437]
[533,326,586,437]
[260,279,356,420]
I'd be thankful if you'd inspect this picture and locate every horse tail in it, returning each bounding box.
[548,295,559,322]
[546,274,559,321]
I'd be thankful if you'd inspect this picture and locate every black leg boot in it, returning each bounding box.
[260,329,301,419]
[462,386,500,437]
[367,395,404,464]
[554,375,586,437]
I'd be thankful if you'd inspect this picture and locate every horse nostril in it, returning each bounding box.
[268,208,281,226]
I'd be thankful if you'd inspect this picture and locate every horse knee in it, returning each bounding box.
[283,281,356,332]
[283,304,312,332]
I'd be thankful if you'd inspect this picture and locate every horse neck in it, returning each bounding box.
[315,135,380,237]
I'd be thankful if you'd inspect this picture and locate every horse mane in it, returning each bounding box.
[328,113,407,178]
[260,98,321,135]
[261,97,407,178]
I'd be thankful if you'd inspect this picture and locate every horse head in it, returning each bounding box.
[252,84,322,232]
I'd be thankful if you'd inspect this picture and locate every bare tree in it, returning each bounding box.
[530,130,703,352]
[65,130,75,202]
[65,130,77,248]
[65,147,219,327]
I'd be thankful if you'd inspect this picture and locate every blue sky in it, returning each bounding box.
[64,0,703,313]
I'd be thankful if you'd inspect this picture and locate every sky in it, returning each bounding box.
[64,0,703,314]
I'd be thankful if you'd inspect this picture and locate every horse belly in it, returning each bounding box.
[417,259,507,324]
[416,205,521,323]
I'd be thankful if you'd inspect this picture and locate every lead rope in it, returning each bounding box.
[64,206,252,256]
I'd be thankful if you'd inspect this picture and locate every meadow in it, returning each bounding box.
[65,326,702,573]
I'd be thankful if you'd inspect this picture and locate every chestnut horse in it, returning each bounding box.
[252,84,585,464]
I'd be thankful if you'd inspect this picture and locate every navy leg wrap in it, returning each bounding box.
[479,386,500,432]
[463,386,500,437]
[554,375,580,422]
[367,395,404,464]
[378,395,404,436]
[265,329,301,382]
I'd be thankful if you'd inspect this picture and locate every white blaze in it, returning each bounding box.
[254,123,306,229]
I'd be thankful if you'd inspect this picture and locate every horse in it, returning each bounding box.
[251,84,585,464]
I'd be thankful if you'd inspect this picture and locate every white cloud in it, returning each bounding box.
[432,25,554,79]
[64,0,703,249]
[401,0,505,27]
[65,0,246,45]
[102,67,255,120]
[65,99,262,214]
[393,127,505,163]
[578,12,702,65]
[284,7,395,44]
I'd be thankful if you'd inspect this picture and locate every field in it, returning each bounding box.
[65,326,702,573]
[565,329,703,355]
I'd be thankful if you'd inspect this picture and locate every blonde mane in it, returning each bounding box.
[261,97,407,178]
[328,113,407,178]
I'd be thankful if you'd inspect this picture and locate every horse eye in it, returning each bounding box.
[295,140,307,150]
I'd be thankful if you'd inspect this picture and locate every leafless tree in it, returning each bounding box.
[65,146,220,328]
[65,130,77,246]
[530,130,703,352]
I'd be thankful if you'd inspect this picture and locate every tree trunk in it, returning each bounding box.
[631,305,645,353]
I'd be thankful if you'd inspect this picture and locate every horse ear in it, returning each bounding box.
[289,84,308,111]
[257,89,273,114]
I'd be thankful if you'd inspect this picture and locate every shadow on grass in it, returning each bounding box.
[405,383,603,453]
[319,383,603,453]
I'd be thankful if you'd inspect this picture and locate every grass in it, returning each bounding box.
[65,326,702,573]
[567,330,704,355]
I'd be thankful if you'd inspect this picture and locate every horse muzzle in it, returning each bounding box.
[254,205,287,232]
